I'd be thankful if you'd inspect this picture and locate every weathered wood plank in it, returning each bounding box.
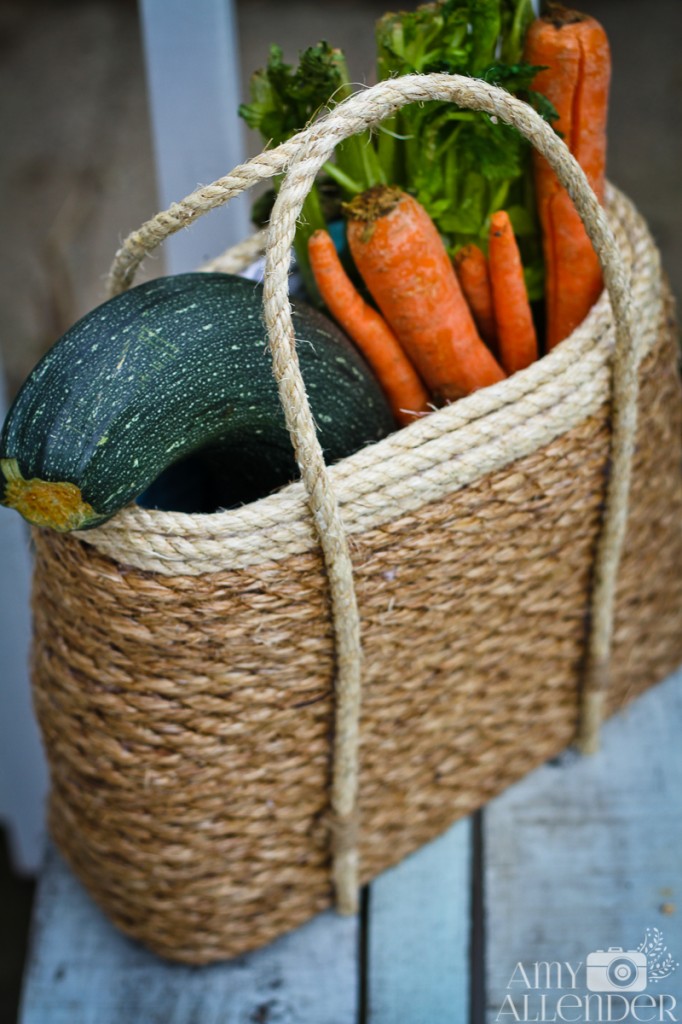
[484,668,682,1020]
[19,846,359,1024]
[366,818,472,1023]
[23,671,681,1023]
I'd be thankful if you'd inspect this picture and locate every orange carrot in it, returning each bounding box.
[308,229,431,426]
[524,4,610,348]
[453,244,497,352]
[345,186,506,403]
[488,211,538,375]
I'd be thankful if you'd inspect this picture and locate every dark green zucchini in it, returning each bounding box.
[0,273,394,531]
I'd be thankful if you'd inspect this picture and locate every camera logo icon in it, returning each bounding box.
[586,948,648,992]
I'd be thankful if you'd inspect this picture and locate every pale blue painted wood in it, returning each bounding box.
[139,0,250,275]
[19,826,476,1024]
[22,670,682,1021]
[0,362,48,874]
[484,668,682,1020]
[367,818,472,1023]
[19,846,359,1024]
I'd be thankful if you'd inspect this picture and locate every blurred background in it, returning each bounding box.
[0,0,680,1019]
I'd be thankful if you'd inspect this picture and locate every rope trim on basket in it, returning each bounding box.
[105,74,640,912]
[81,188,658,578]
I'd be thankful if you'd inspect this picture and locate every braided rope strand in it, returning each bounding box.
[264,135,365,912]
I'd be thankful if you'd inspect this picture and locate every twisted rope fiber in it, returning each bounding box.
[263,157,362,912]
[105,76,639,907]
[107,155,299,296]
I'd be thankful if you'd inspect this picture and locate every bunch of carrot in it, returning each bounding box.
[308,188,539,424]
[242,3,611,428]
[524,3,610,350]
[462,3,609,356]
[303,3,610,426]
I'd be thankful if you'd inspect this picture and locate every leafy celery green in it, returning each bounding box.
[239,1,555,302]
[239,42,385,301]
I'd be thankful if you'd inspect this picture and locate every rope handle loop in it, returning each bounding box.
[107,73,640,913]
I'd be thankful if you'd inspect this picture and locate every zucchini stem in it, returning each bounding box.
[1,459,101,532]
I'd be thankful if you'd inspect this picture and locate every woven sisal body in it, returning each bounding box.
[30,189,682,963]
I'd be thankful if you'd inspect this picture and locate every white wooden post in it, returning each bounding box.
[139,0,250,274]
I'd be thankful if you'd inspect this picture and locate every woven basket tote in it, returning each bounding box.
[31,75,682,963]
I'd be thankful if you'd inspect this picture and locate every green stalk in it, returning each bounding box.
[376,117,403,186]
[490,180,511,217]
[469,0,502,74]
[502,0,535,63]
[322,162,365,196]
[328,49,386,192]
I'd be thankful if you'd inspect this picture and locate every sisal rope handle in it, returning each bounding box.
[107,73,639,912]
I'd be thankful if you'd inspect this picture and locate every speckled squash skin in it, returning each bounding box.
[0,273,394,526]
